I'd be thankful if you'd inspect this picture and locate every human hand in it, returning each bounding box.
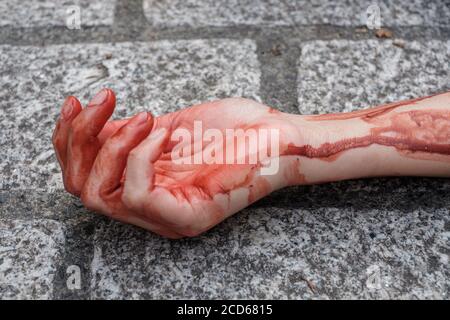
[52,89,303,238]
[53,89,450,238]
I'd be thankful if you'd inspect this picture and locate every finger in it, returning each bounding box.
[123,127,168,199]
[97,118,130,145]
[65,88,116,195]
[52,96,82,169]
[83,111,154,204]
[70,88,116,142]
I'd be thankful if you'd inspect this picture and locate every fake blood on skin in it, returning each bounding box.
[54,88,450,238]
[284,92,450,162]
[284,109,450,161]
[153,98,450,207]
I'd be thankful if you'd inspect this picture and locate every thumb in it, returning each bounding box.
[123,127,169,194]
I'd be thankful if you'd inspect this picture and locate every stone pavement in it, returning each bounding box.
[0,0,449,299]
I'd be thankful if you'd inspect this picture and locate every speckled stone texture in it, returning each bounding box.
[297,39,450,114]
[0,40,260,191]
[0,0,116,27]
[0,0,449,300]
[143,0,450,28]
[0,219,65,299]
[90,201,450,299]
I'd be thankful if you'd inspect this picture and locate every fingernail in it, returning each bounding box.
[88,89,109,107]
[130,112,149,126]
[61,97,74,121]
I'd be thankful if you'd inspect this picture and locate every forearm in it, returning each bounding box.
[281,91,450,185]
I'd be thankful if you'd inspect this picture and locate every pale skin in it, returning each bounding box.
[52,89,450,238]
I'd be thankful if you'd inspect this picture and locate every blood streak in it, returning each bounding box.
[155,162,255,199]
[285,109,450,160]
[248,176,272,203]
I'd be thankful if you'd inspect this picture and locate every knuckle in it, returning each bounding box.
[70,117,84,135]
[80,190,100,212]
[128,147,144,164]
[103,139,125,157]
[80,180,102,212]
[63,176,81,197]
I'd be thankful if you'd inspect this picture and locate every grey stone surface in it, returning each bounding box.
[297,39,450,114]
[0,0,117,28]
[0,219,65,299]
[143,0,450,28]
[0,0,449,300]
[90,195,450,299]
[0,40,260,191]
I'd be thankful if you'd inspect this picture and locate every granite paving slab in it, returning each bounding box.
[0,0,449,300]
[0,219,65,299]
[90,202,449,299]
[0,0,117,28]
[297,39,450,114]
[0,39,260,192]
[143,0,450,28]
